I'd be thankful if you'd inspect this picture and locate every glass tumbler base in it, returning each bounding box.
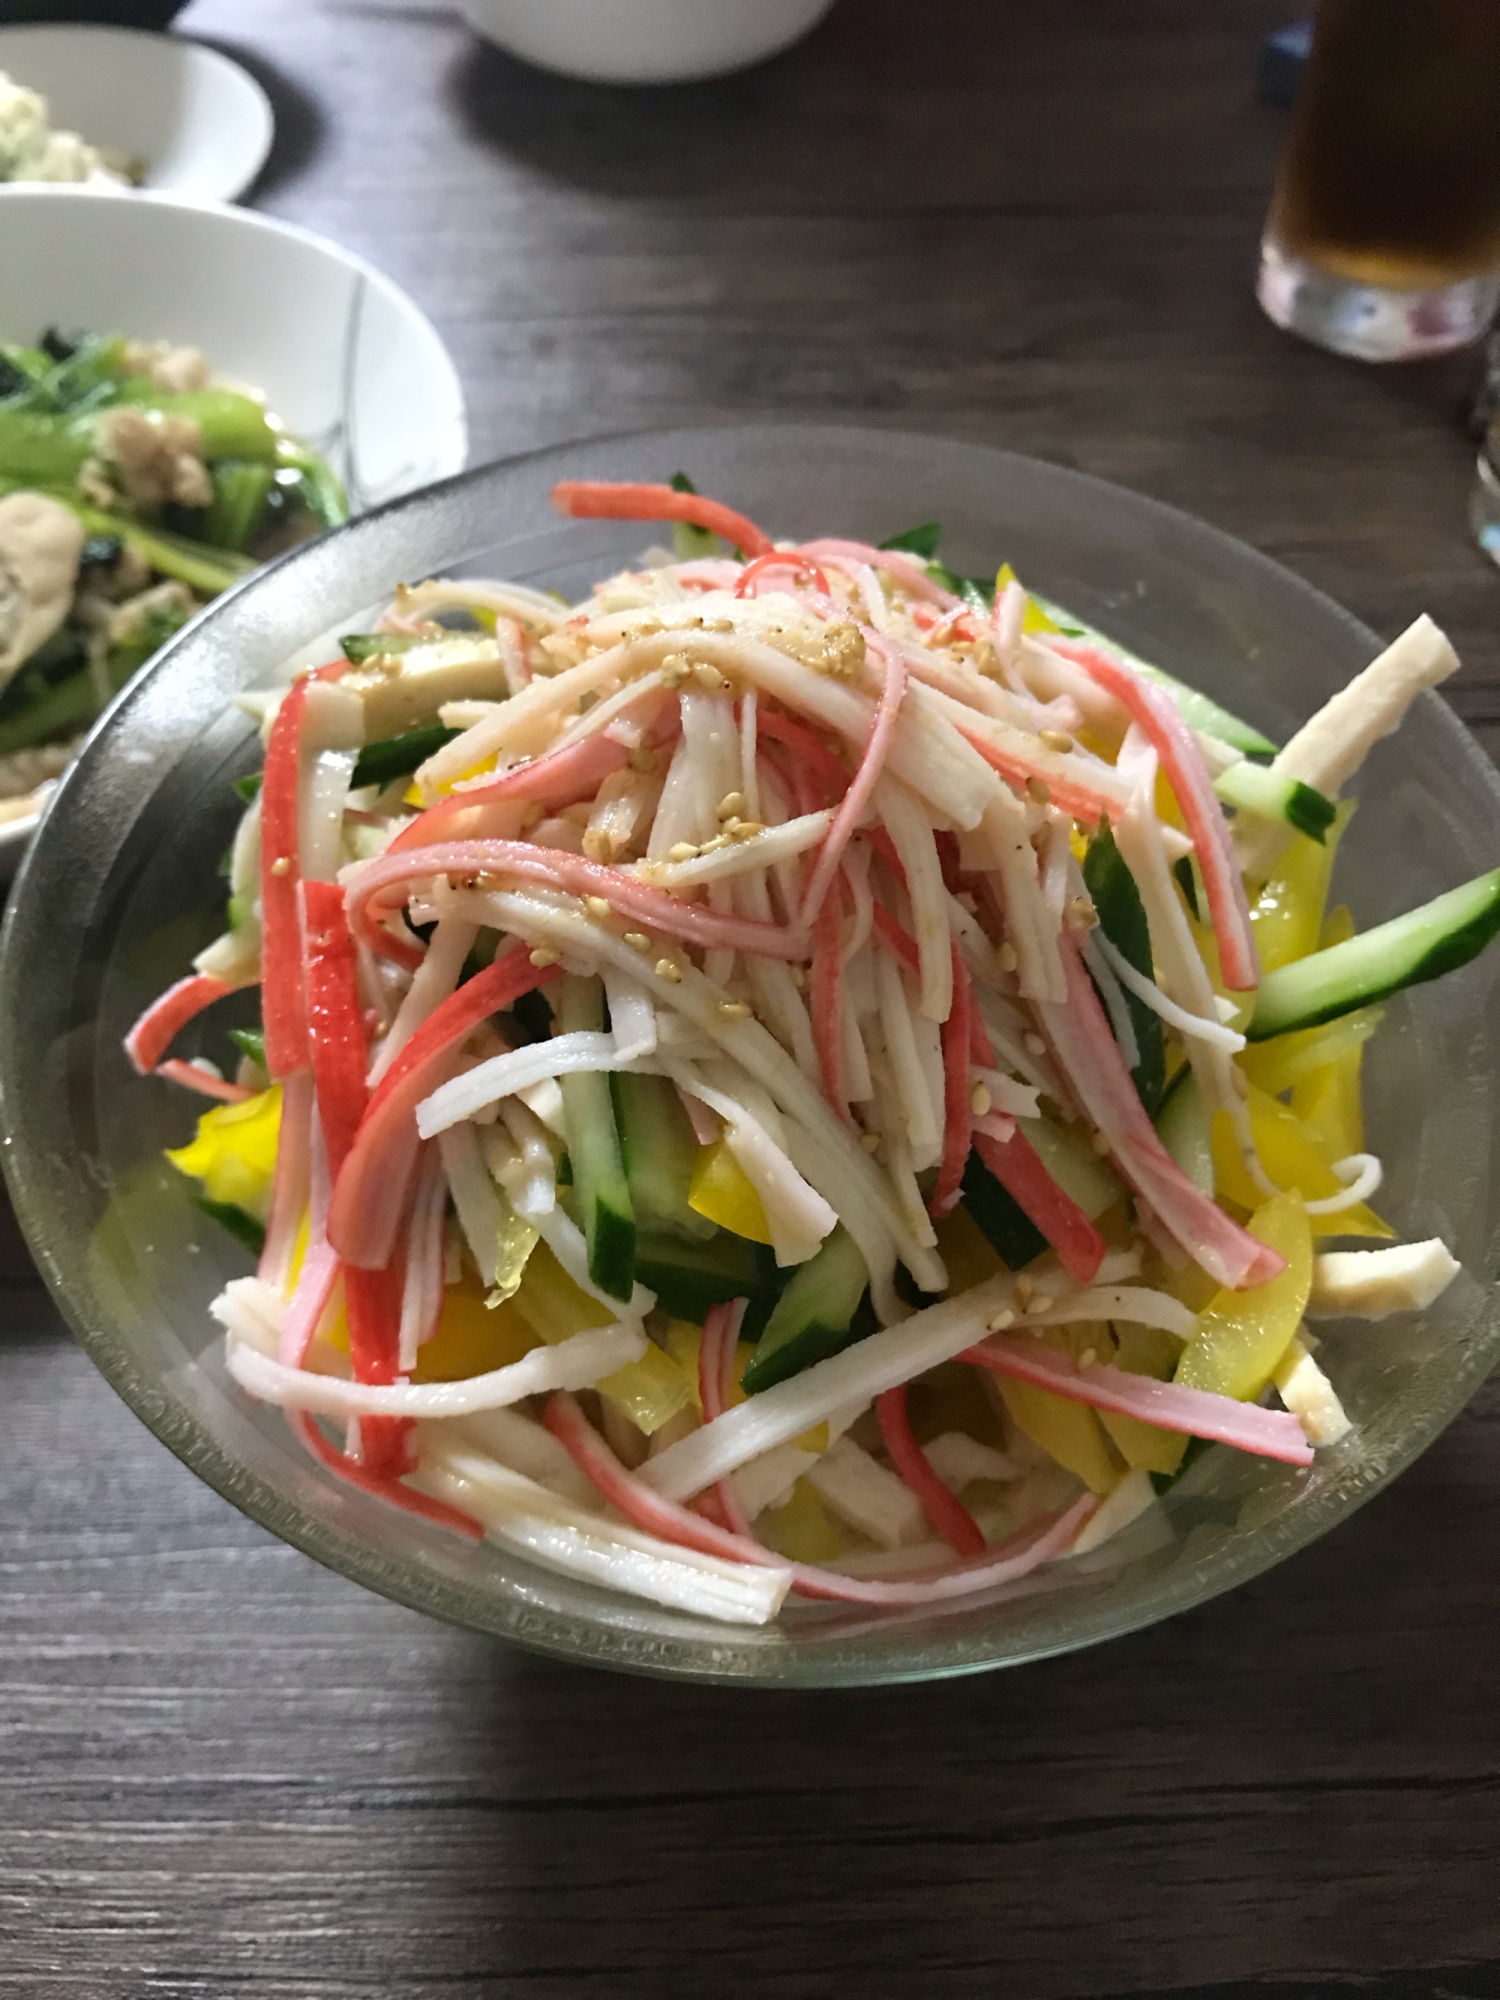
[1258,236,1500,362]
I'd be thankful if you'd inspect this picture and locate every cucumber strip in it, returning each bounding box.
[634,1229,763,1325]
[1214,760,1336,842]
[612,1071,717,1241]
[1083,825,1166,1114]
[1247,868,1500,1041]
[961,1149,1047,1270]
[1017,1116,1124,1217]
[1032,595,1279,757]
[351,722,462,790]
[556,976,636,1301]
[341,631,426,664]
[740,1224,869,1394]
[1154,1068,1214,1195]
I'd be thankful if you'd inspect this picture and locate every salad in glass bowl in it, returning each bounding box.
[124,476,1497,1629]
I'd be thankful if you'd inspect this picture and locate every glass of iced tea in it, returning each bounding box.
[1258,0,1500,362]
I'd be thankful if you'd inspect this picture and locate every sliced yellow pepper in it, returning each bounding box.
[1174,1190,1311,1402]
[995,564,1061,634]
[509,1240,689,1434]
[1212,1082,1390,1238]
[1246,802,1353,972]
[414,1277,540,1383]
[165,1084,282,1215]
[760,1479,851,1564]
[1095,1323,1189,1476]
[936,1204,1004,1294]
[1292,1051,1367,1167]
[688,1139,772,1245]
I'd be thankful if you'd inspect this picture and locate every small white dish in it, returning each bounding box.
[0,24,273,205]
[462,0,837,86]
[0,186,467,873]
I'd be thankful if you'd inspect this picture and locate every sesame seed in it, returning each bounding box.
[1014,1274,1033,1305]
[623,931,651,953]
[654,958,683,984]
[667,841,700,863]
[1029,1294,1052,1316]
[1090,1130,1112,1156]
[694,663,725,691]
[997,941,1019,974]
[718,999,753,1020]
[697,833,729,855]
[986,1308,1015,1333]
[584,896,612,920]
[970,1081,992,1117]
[1026,776,1052,806]
[717,791,746,822]
[1023,1031,1048,1056]
[729,819,765,841]
[529,947,559,967]
[1038,728,1074,754]
[270,855,291,877]
[1077,1347,1097,1370]
[1067,895,1098,929]
[860,1132,881,1154]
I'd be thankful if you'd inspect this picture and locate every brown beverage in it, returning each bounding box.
[1267,0,1500,292]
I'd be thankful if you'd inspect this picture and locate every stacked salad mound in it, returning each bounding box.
[130,478,1494,1626]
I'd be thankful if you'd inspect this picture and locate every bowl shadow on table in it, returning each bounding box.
[393,1424,1498,1999]
[441,0,1036,210]
[183,34,325,200]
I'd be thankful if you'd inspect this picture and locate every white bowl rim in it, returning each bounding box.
[0,21,276,206]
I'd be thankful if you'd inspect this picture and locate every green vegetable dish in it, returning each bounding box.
[0,328,346,819]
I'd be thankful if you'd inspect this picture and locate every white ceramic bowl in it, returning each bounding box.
[462,0,837,85]
[0,186,467,871]
[0,24,273,205]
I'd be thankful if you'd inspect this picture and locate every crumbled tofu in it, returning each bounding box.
[119,340,213,395]
[1273,1337,1352,1448]
[0,491,86,680]
[1306,1239,1462,1321]
[0,71,132,185]
[342,635,513,737]
[92,406,212,512]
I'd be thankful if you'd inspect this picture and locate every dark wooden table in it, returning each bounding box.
[3,3,1498,1994]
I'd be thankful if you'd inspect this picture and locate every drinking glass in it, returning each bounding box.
[1258,0,1500,362]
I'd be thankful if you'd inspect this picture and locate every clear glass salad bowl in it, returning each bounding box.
[3,424,1497,1685]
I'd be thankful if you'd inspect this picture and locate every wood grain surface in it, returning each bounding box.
[2,2,1498,1995]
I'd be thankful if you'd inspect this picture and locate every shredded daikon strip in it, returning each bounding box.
[369,916,480,1087]
[1091,927,1246,1052]
[228,1320,645,1418]
[437,1122,506,1287]
[877,775,953,1023]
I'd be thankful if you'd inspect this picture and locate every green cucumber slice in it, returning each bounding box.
[1213,760,1336,842]
[634,1229,765,1325]
[740,1225,869,1394]
[611,1071,717,1241]
[351,722,463,791]
[1154,1067,1214,1195]
[1032,596,1279,758]
[1084,824,1166,1114]
[1247,868,1500,1041]
[556,976,636,1301]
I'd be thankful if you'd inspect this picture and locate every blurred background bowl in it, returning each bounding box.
[0,23,274,203]
[461,0,837,85]
[0,185,466,871]
[3,422,1496,1686]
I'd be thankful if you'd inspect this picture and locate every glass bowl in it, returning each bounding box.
[3,424,1497,1685]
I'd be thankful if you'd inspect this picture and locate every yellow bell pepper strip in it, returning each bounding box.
[991,1327,1121,1497]
[1096,1324,1190,1476]
[413,1278,540,1383]
[1292,1054,1366,1163]
[1246,802,1353,971]
[1211,1082,1390,1238]
[688,1139,772,1244]
[166,1084,282,1216]
[1239,1004,1382,1097]
[509,1240,690,1435]
[1174,1191,1311,1403]
[759,1479,851,1564]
